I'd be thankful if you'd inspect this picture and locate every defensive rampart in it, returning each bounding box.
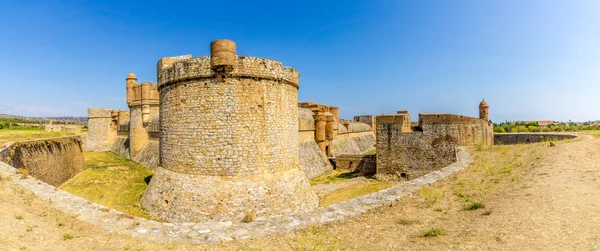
[0,136,85,186]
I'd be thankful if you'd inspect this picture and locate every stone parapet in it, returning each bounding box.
[157,56,299,90]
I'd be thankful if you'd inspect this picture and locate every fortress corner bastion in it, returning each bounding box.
[141,40,318,222]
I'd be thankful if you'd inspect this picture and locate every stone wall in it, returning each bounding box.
[376,125,457,180]
[110,136,130,159]
[299,140,333,179]
[86,108,116,152]
[418,113,493,146]
[354,115,376,136]
[331,131,376,156]
[298,108,316,141]
[494,133,576,145]
[133,140,159,169]
[0,136,85,186]
[335,154,376,176]
[110,136,160,170]
[45,124,82,135]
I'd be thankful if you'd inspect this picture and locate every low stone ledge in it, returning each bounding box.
[494,133,577,145]
[0,146,471,244]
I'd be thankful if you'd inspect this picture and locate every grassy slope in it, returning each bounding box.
[310,170,393,207]
[59,152,155,219]
[319,180,393,207]
[0,130,70,146]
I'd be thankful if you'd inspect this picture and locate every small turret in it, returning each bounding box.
[210,39,237,73]
[126,73,137,104]
[479,99,489,121]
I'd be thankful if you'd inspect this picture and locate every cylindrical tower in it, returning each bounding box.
[126,72,159,158]
[479,99,489,121]
[325,114,335,157]
[325,114,334,140]
[141,40,318,222]
[313,109,327,153]
[329,106,339,137]
[126,73,137,104]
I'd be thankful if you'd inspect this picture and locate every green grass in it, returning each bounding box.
[0,130,70,146]
[59,152,155,219]
[310,170,360,185]
[364,149,376,155]
[463,201,485,210]
[62,233,74,241]
[423,227,445,237]
[318,180,393,207]
[420,186,442,206]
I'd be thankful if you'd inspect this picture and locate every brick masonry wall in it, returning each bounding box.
[0,136,85,186]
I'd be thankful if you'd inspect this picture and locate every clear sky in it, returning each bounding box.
[0,0,598,122]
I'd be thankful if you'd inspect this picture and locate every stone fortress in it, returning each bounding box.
[84,39,493,223]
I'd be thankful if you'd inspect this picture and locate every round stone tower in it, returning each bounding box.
[479,99,489,121]
[141,39,318,222]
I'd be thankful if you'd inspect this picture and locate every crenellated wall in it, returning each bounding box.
[1,136,85,186]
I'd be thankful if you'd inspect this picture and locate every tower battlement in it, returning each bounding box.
[156,42,299,91]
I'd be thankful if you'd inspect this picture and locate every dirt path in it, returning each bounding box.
[474,135,600,250]
[0,135,599,250]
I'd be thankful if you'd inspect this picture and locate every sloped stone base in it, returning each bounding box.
[141,167,318,222]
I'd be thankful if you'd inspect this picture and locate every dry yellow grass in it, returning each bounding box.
[319,180,393,207]
[309,170,360,185]
[1,134,599,250]
[0,129,70,146]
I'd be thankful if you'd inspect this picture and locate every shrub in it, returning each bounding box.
[464,201,485,210]
[515,126,528,132]
[62,233,74,240]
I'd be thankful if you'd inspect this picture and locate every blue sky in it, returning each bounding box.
[0,0,598,122]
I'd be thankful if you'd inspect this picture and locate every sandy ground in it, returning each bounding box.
[1,135,599,250]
